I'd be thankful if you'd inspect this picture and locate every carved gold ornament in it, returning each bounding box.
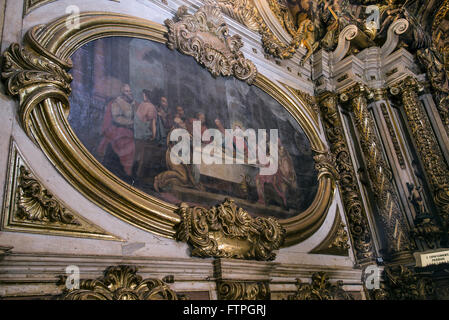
[390,77,449,233]
[371,266,436,300]
[16,165,79,224]
[217,280,270,300]
[318,93,375,264]
[1,11,331,248]
[60,265,184,300]
[216,0,313,60]
[311,209,350,256]
[288,272,353,300]
[165,4,257,84]
[340,84,413,258]
[176,198,285,261]
[2,141,120,240]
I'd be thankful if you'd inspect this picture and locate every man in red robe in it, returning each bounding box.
[97,84,136,177]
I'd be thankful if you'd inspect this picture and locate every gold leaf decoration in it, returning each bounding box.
[176,198,285,261]
[17,166,80,225]
[217,280,270,300]
[318,93,375,263]
[288,272,354,300]
[60,265,185,300]
[164,4,257,84]
[390,77,449,233]
[311,209,350,256]
[2,141,120,241]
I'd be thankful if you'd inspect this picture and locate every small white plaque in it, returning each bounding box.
[414,249,449,267]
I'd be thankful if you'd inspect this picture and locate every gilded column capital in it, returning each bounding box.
[389,76,424,97]
[373,88,388,102]
[339,83,374,103]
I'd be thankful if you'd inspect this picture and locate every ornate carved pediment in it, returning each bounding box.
[288,272,353,300]
[165,4,257,84]
[176,198,285,261]
[60,265,184,300]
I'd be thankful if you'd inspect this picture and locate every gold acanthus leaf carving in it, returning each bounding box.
[2,43,72,97]
[330,222,350,251]
[17,166,80,225]
[1,42,72,135]
[288,272,354,300]
[217,280,270,300]
[313,150,339,181]
[164,4,257,84]
[60,265,184,300]
[176,198,285,261]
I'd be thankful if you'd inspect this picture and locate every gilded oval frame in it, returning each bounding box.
[3,12,334,246]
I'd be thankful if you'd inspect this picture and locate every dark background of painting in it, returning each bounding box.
[68,37,318,218]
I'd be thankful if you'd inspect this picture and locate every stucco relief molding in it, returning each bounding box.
[59,265,185,300]
[164,4,257,84]
[2,140,120,240]
[176,198,285,261]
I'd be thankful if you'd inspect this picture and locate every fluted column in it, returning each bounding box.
[390,77,449,234]
[340,84,413,261]
[318,93,375,265]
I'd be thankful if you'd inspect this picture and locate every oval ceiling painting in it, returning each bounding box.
[68,37,318,219]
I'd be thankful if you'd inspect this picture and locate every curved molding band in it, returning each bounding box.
[1,10,334,249]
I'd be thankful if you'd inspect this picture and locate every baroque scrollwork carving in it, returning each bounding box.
[340,84,412,258]
[318,93,375,264]
[390,77,449,232]
[176,198,285,261]
[288,272,353,300]
[60,265,184,300]
[313,150,339,181]
[17,166,79,225]
[217,280,270,300]
[2,141,119,240]
[1,42,72,136]
[311,209,350,256]
[164,4,257,84]
[372,266,436,300]
[215,0,316,61]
